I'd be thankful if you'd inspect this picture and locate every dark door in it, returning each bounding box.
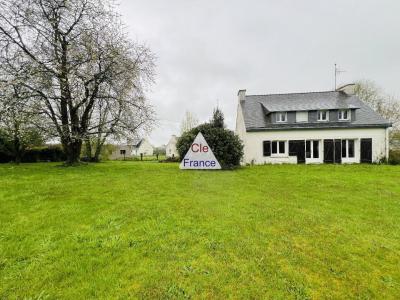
[289,140,306,164]
[360,138,372,163]
[324,140,334,163]
[334,139,342,164]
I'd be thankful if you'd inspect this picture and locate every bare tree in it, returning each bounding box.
[0,0,155,164]
[355,80,400,131]
[180,111,199,134]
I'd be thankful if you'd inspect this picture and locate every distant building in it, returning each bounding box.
[110,144,133,160]
[166,135,179,158]
[110,138,154,160]
[236,84,391,164]
[131,138,154,156]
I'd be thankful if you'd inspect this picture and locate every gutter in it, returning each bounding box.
[246,124,392,132]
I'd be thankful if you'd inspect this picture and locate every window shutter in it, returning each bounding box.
[263,141,271,157]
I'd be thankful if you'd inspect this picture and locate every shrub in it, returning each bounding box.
[177,123,243,169]
[0,151,14,163]
[388,150,400,165]
[22,146,66,163]
[161,156,180,163]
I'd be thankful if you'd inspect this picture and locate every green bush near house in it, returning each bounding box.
[177,123,243,169]
[177,108,244,169]
[389,150,400,165]
[0,162,400,299]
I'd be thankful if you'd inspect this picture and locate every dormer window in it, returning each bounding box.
[317,110,329,122]
[276,112,287,123]
[338,109,350,121]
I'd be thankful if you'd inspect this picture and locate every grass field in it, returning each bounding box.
[0,162,400,299]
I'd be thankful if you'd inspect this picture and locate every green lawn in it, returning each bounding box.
[0,162,399,299]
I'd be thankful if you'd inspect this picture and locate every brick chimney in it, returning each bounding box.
[238,89,246,102]
[337,83,356,95]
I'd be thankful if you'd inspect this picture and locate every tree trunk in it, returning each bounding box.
[13,136,22,164]
[93,142,103,162]
[13,123,22,164]
[84,137,92,160]
[63,140,82,165]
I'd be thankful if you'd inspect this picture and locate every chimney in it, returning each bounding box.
[238,89,246,102]
[337,83,356,95]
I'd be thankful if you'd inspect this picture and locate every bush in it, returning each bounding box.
[177,123,243,169]
[160,156,180,163]
[388,150,400,165]
[0,151,14,163]
[22,146,66,163]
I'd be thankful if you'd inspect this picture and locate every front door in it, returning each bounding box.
[324,139,342,163]
[324,140,334,163]
[334,140,342,164]
[289,140,306,164]
[360,138,372,163]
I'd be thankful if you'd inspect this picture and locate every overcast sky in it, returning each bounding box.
[118,0,400,146]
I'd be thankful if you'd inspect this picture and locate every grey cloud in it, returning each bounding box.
[118,0,400,145]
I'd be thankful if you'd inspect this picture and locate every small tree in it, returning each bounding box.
[355,80,400,131]
[180,111,199,134]
[177,110,243,169]
[211,107,225,128]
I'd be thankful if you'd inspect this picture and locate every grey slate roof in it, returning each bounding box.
[241,91,391,131]
[133,138,144,148]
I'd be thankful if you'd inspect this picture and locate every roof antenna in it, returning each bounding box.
[334,63,346,91]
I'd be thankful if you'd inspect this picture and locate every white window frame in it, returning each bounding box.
[306,140,320,160]
[271,140,287,157]
[276,112,287,123]
[338,109,350,121]
[341,139,355,159]
[317,110,329,122]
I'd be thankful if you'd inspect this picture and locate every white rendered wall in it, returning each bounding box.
[240,128,388,165]
[166,138,179,158]
[133,140,154,156]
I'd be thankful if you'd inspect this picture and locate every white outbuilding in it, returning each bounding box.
[110,138,154,160]
[166,135,179,158]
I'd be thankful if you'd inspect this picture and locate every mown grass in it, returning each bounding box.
[0,162,399,299]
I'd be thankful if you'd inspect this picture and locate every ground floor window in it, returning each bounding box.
[272,141,285,155]
[263,140,286,156]
[341,139,355,158]
[306,140,319,159]
[120,150,126,155]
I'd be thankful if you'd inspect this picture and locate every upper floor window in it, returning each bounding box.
[296,111,308,123]
[276,112,287,123]
[338,109,350,121]
[318,110,329,122]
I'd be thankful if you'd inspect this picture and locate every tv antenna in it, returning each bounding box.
[334,64,346,90]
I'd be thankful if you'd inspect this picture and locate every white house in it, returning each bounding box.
[110,138,154,160]
[131,138,154,156]
[110,144,133,160]
[235,84,391,165]
[166,135,179,158]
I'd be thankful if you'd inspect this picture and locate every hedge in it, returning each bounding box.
[0,146,66,163]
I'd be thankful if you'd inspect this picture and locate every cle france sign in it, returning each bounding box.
[180,132,221,170]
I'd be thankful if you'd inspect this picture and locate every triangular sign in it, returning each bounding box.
[180,132,221,170]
